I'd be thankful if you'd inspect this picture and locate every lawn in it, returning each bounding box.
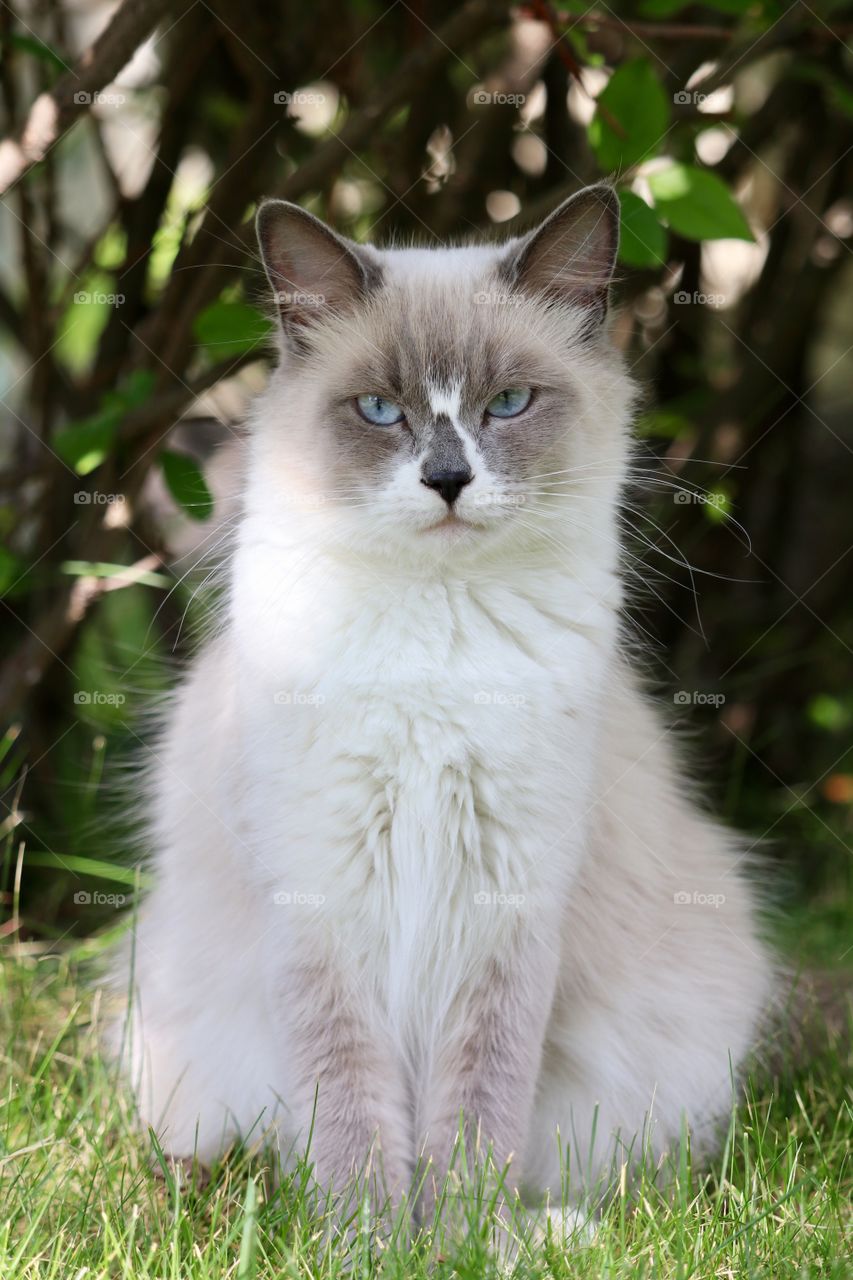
[1,923,850,1279]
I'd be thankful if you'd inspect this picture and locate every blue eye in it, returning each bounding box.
[356,394,405,425]
[486,387,532,418]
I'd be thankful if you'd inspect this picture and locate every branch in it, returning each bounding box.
[527,0,625,138]
[139,0,513,378]
[545,11,735,41]
[0,0,186,195]
[544,8,853,42]
[221,0,514,259]
[119,348,264,447]
[0,284,20,337]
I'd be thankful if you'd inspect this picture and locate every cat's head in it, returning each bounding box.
[250,185,634,568]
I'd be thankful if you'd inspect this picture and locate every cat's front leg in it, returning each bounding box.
[277,954,412,1216]
[417,934,559,1223]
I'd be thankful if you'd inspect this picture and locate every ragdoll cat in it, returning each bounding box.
[114,184,774,1227]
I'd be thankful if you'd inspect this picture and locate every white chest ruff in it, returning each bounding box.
[236,572,615,978]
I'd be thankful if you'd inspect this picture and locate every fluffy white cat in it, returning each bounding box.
[113,184,774,1225]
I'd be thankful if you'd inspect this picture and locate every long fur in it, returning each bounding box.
[110,187,775,1217]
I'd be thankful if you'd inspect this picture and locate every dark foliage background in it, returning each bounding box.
[0,0,851,958]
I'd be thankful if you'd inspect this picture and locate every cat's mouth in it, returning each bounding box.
[424,513,475,534]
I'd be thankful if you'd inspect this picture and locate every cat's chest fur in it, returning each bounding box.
[232,555,617,959]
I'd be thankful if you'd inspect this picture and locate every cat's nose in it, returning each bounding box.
[421,466,473,506]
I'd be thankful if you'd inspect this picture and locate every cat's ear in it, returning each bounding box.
[256,200,378,340]
[504,184,619,325]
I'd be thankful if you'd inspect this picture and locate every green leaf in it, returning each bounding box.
[0,545,24,597]
[636,409,693,439]
[236,1178,259,1280]
[4,32,67,75]
[808,694,850,732]
[588,60,669,173]
[60,560,171,590]
[119,369,156,407]
[160,450,214,522]
[793,63,853,120]
[618,190,667,267]
[638,0,688,13]
[193,301,272,358]
[699,0,777,13]
[53,372,156,474]
[648,164,753,241]
[704,487,731,522]
[54,412,116,475]
[640,0,776,12]
[21,851,152,888]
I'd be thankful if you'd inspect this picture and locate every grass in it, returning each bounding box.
[0,938,850,1280]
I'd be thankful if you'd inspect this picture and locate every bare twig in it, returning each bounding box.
[543,7,853,42]
[213,0,515,262]
[527,0,626,138]
[0,0,188,195]
[119,348,264,448]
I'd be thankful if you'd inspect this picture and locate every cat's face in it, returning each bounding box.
[252,187,634,567]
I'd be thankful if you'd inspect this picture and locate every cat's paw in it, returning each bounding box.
[528,1204,596,1248]
[490,1202,596,1270]
[151,1153,212,1192]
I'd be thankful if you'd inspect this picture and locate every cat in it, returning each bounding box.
[112,183,774,1232]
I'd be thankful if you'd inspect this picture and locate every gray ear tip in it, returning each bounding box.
[256,197,280,219]
[582,182,620,214]
[255,199,310,241]
[547,182,619,228]
[255,199,280,244]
